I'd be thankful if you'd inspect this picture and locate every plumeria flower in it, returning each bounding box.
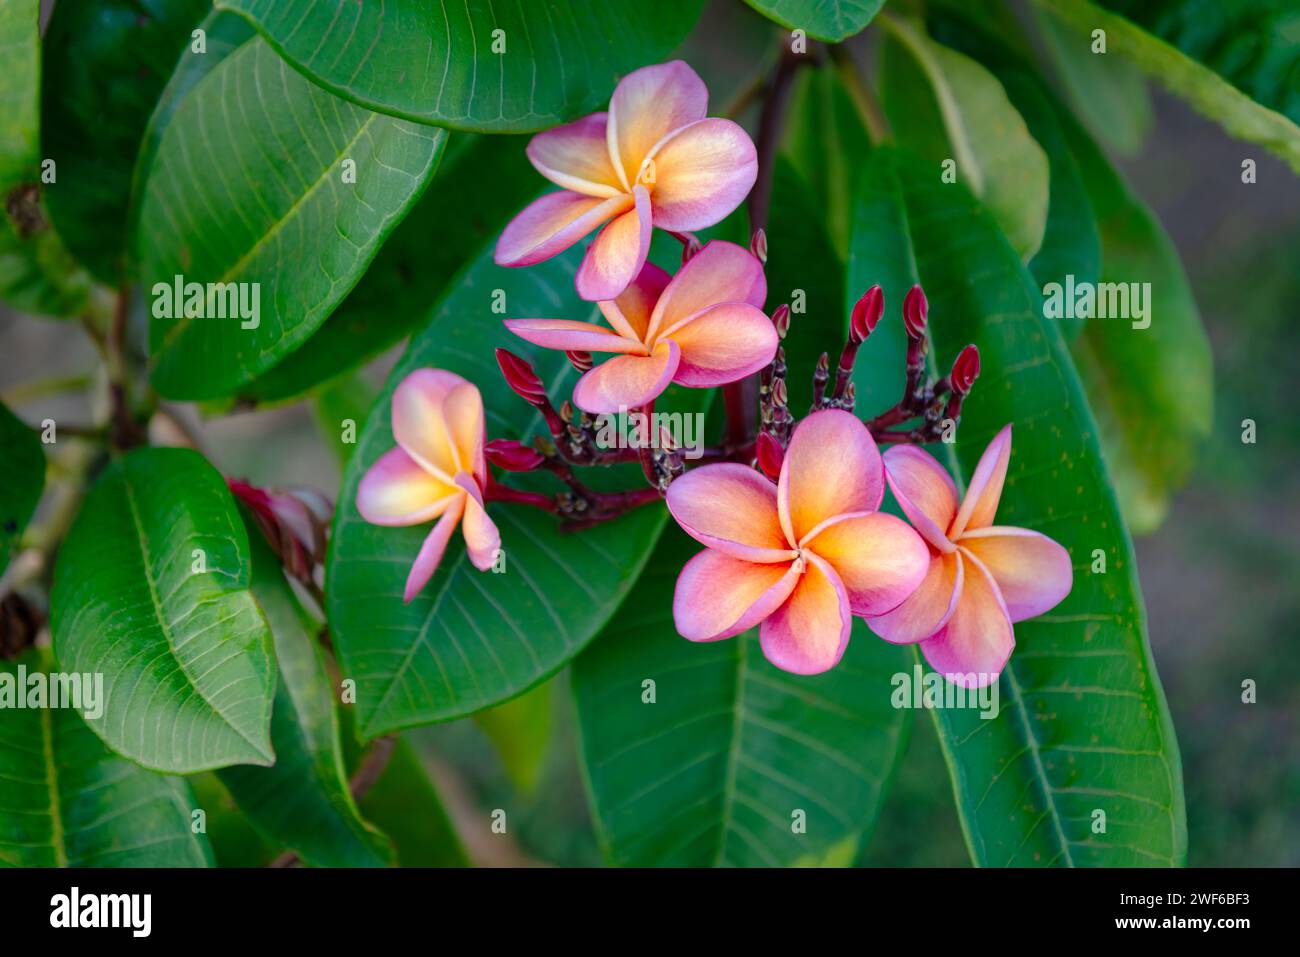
[867,426,1073,687]
[504,240,775,413]
[356,370,501,603]
[495,60,758,301]
[665,410,930,675]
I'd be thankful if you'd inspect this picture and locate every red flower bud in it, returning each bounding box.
[750,227,768,264]
[772,303,791,339]
[485,438,546,472]
[950,344,980,395]
[903,284,928,339]
[756,432,784,480]
[850,285,883,343]
[566,350,593,373]
[495,348,546,404]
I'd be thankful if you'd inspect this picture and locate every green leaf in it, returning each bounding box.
[138,36,447,399]
[473,680,553,796]
[41,0,209,282]
[215,0,705,132]
[1097,0,1300,124]
[847,148,1186,866]
[928,10,1210,528]
[1038,0,1300,173]
[355,737,469,867]
[741,0,884,42]
[572,527,911,867]
[0,0,92,318]
[51,447,276,773]
[878,14,1049,260]
[781,65,875,261]
[242,134,535,401]
[217,516,394,867]
[0,400,43,577]
[327,245,699,738]
[187,773,280,866]
[1031,3,1153,156]
[0,649,213,867]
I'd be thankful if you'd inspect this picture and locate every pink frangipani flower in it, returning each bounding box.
[356,369,501,603]
[504,240,776,413]
[867,425,1073,687]
[665,410,931,675]
[495,60,758,301]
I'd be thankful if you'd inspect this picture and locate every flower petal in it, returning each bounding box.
[959,526,1072,623]
[443,385,488,488]
[526,112,623,198]
[759,553,851,675]
[659,302,778,388]
[665,463,795,562]
[950,424,1012,537]
[570,339,680,413]
[866,550,963,645]
[598,261,671,342]
[403,494,466,604]
[673,549,799,642]
[495,190,630,268]
[356,447,459,526]
[919,550,1014,687]
[778,409,884,543]
[882,445,959,551]
[575,184,651,301]
[802,511,931,618]
[646,240,765,342]
[454,473,501,572]
[647,118,758,232]
[607,60,708,190]
[503,318,642,355]
[392,368,472,480]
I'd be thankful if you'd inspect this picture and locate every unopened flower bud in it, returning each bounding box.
[850,285,884,343]
[681,234,703,264]
[484,439,546,472]
[566,350,593,373]
[950,344,980,395]
[750,228,768,264]
[772,303,791,339]
[903,284,928,339]
[771,377,787,408]
[559,400,575,423]
[756,431,784,480]
[495,348,546,403]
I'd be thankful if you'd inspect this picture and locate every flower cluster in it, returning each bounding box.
[353,59,1073,686]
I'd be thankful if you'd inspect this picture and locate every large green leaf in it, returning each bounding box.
[0,400,43,577]
[741,0,884,42]
[0,0,91,318]
[216,0,705,132]
[51,447,276,773]
[217,517,394,867]
[41,0,209,282]
[0,649,213,867]
[848,149,1186,866]
[473,679,553,796]
[138,36,447,399]
[242,134,535,401]
[327,245,698,738]
[573,527,911,867]
[933,11,1211,532]
[878,15,1049,260]
[1031,3,1152,156]
[1037,0,1300,173]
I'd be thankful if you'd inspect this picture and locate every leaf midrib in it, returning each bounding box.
[38,705,68,868]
